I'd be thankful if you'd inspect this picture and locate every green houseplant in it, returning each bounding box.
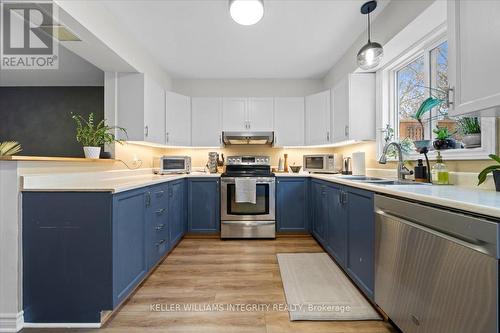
[457,117,481,148]
[432,126,456,150]
[71,113,127,159]
[411,94,446,151]
[478,154,500,191]
[0,141,22,156]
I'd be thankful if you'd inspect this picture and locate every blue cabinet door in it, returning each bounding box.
[169,179,186,245]
[188,178,220,233]
[346,186,375,299]
[276,177,309,232]
[311,180,328,246]
[112,188,148,306]
[326,183,347,268]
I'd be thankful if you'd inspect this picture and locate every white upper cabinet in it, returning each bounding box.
[166,91,191,146]
[191,97,223,147]
[222,97,247,131]
[116,73,165,145]
[448,0,500,117]
[222,97,274,131]
[247,97,274,131]
[305,90,331,145]
[332,73,375,142]
[273,97,305,147]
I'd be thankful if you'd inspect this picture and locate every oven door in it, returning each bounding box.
[221,177,275,221]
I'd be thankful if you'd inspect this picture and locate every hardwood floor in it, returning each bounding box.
[21,236,396,333]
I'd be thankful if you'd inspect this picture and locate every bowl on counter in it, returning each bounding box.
[290,166,302,173]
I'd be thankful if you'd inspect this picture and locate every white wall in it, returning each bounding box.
[0,46,103,86]
[54,0,173,90]
[172,79,324,97]
[322,0,435,88]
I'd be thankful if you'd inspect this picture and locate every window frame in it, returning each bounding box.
[377,27,496,161]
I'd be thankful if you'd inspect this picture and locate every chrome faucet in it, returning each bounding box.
[379,142,413,181]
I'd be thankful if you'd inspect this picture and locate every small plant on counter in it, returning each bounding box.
[478,154,500,191]
[432,126,456,150]
[457,117,481,148]
[0,141,22,156]
[71,112,127,159]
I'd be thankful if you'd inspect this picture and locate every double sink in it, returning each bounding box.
[339,175,429,186]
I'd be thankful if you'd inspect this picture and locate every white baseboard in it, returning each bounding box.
[23,322,101,329]
[0,311,23,333]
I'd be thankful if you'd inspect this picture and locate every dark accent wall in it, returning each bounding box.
[0,86,104,157]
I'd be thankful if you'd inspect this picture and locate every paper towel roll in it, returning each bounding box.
[352,152,366,176]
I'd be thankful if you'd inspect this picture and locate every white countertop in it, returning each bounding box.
[21,169,500,219]
[22,171,220,194]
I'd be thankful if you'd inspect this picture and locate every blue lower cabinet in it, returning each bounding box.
[23,192,114,323]
[345,187,375,299]
[113,188,148,306]
[169,179,187,245]
[276,177,309,232]
[325,183,347,268]
[311,180,328,246]
[22,179,189,324]
[146,183,170,269]
[188,178,220,233]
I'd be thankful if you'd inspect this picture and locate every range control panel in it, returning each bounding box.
[226,156,270,166]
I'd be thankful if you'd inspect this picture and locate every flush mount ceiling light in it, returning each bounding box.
[229,0,264,26]
[357,1,383,70]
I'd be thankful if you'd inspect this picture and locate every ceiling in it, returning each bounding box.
[102,0,389,79]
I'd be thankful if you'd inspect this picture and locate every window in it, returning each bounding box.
[380,32,496,160]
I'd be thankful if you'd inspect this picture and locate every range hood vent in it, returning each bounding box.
[222,131,274,145]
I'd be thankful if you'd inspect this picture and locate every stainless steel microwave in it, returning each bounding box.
[153,156,191,174]
[303,154,341,173]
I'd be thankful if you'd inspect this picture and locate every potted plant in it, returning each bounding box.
[432,126,456,150]
[457,117,481,148]
[411,95,446,151]
[0,141,22,156]
[71,113,127,159]
[478,154,500,191]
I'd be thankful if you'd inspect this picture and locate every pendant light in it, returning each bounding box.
[229,0,264,26]
[357,1,383,70]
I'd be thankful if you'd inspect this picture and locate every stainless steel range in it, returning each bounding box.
[220,156,275,239]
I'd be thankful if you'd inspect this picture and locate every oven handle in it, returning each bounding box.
[221,179,275,184]
[221,221,275,227]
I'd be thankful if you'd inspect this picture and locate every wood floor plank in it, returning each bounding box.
[20,236,396,333]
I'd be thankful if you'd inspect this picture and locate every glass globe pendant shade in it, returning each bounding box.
[357,41,383,70]
[229,0,264,26]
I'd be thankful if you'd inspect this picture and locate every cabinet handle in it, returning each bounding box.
[145,192,151,207]
[166,132,169,143]
[326,131,330,141]
[144,125,149,137]
[156,190,165,197]
[155,223,165,231]
[156,208,166,215]
[156,239,166,247]
[447,87,455,107]
[219,134,222,144]
[344,125,349,137]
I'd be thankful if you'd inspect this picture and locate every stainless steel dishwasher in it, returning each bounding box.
[374,195,498,333]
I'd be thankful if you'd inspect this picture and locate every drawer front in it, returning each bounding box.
[150,184,169,209]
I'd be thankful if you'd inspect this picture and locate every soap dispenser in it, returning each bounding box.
[431,151,449,185]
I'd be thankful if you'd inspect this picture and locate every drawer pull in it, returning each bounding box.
[155,224,165,231]
[155,190,165,197]
[156,208,166,215]
[156,239,166,247]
